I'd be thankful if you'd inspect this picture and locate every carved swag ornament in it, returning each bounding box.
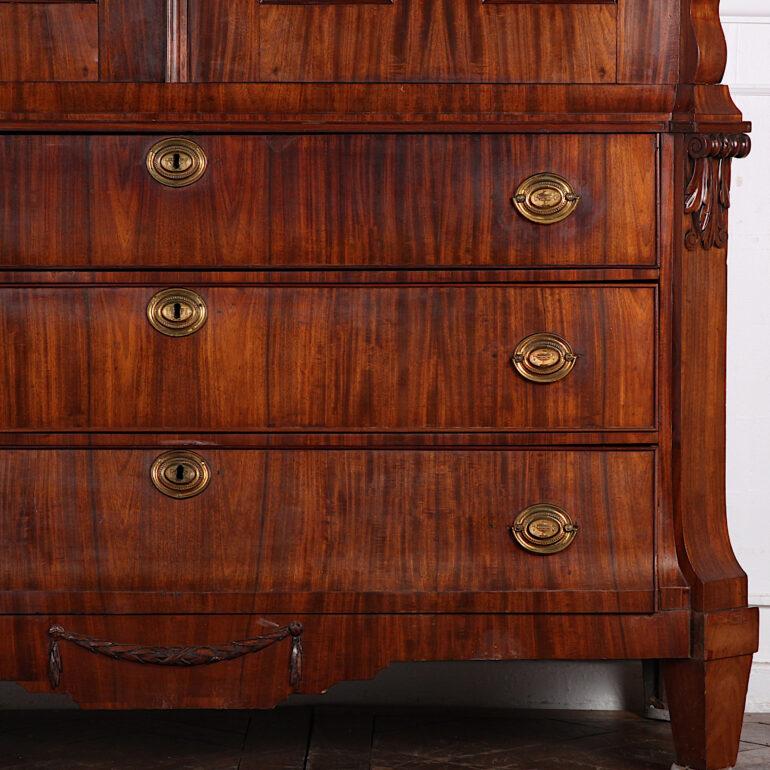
[47,621,304,691]
[685,133,751,251]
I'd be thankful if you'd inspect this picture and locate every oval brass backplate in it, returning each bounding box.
[146,138,207,188]
[147,288,207,337]
[511,504,579,555]
[513,173,580,225]
[512,332,577,384]
[151,450,211,499]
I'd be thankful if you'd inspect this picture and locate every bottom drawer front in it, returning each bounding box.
[1,613,690,709]
[0,449,654,612]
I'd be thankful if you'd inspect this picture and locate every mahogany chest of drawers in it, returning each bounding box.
[0,2,758,768]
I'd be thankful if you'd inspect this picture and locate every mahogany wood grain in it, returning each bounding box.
[190,0,616,83]
[0,286,657,431]
[0,3,98,81]
[0,432,661,449]
[663,654,753,770]
[692,608,760,662]
[0,589,656,616]
[0,134,657,268]
[166,0,190,82]
[0,0,757,753]
[99,0,166,82]
[0,83,683,133]
[0,449,655,607]
[681,0,727,86]
[484,0,615,3]
[0,268,661,286]
[1,612,691,709]
[262,0,393,4]
[656,133,691,613]
[671,134,748,613]
[618,0,679,84]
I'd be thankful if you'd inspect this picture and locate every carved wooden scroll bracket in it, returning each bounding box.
[685,134,751,251]
[48,621,304,690]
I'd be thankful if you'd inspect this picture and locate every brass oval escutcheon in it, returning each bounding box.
[513,172,580,225]
[147,288,207,337]
[146,138,207,188]
[527,347,561,369]
[150,450,211,499]
[511,504,579,555]
[512,332,577,384]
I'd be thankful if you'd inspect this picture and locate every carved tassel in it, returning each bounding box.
[288,621,304,691]
[48,626,64,689]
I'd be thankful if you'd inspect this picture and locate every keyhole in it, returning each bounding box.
[175,464,185,482]
[172,153,181,170]
[173,302,182,320]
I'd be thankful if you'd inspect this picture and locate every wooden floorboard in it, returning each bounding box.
[305,709,374,770]
[0,707,767,769]
[238,708,313,770]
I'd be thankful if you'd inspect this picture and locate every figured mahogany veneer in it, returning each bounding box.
[0,449,656,612]
[190,0,617,83]
[0,4,98,82]
[0,2,759,769]
[0,134,656,268]
[2,613,691,710]
[0,285,656,432]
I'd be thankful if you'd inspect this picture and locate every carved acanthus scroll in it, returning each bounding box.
[685,134,751,251]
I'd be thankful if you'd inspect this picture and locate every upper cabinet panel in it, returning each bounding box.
[189,0,617,83]
[0,1,687,87]
[618,0,679,84]
[0,3,98,82]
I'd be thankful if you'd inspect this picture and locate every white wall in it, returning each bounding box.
[723,0,770,712]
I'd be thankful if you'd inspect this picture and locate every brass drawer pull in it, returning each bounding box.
[147,288,207,337]
[511,504,579,555]
[146,137,208,188]
[513,173,580,224]
[151,450,211,499]
[48,621,304,691]
[512,332,577,383]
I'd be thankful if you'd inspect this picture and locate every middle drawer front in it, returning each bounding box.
[0,285,656,432]
[0,449,655,612]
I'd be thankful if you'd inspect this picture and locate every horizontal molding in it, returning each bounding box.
[728,86,770,96]
[721,0,770,19]
[723,16,770,25]
[749,595,770,607]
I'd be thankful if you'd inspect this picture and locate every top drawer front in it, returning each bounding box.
[0,134,656,268]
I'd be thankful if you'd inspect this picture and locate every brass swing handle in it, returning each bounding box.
[513,173,581,225]
[512,333,577,384]
[47,621,304,691]
[511,504,579,555]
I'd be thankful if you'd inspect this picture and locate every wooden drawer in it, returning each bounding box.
[0,134,656,268]
[0,285,656,432]
[0,449,655,614]
[1,612,690,710]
